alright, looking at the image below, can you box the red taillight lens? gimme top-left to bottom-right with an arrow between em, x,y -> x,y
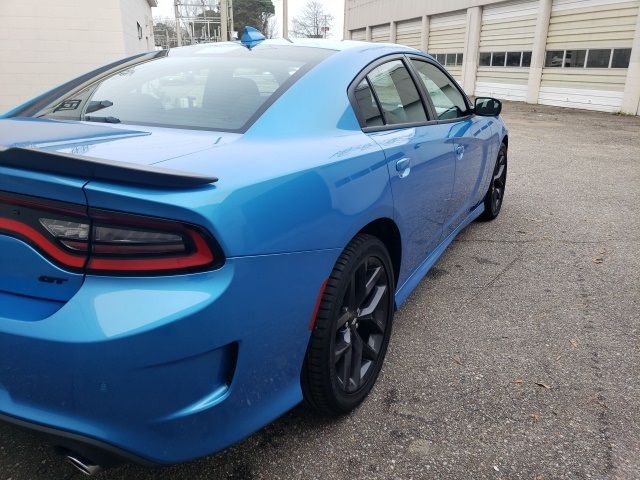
85,209 -> 217,274
0,191 -> 221,275
0,192 -> 89,269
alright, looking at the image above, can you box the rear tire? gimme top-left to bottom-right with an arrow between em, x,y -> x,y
478,142 -> 508,221
302,234 -> 394,416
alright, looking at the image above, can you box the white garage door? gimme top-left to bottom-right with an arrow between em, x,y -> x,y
371,23 -> 391,43
350,28 -> 366,41
428,11 -> 466,82
539,0 -> 639,112
396,18 -> 422,49
475,0 -> 538,101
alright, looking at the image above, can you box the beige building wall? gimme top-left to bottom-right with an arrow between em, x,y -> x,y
345,0 -> 640,114
0,0 -> 156,113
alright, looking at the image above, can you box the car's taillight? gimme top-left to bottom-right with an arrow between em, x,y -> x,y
0,191 -> 221,275
85,209 -> 217,274
0,191 -> 89,269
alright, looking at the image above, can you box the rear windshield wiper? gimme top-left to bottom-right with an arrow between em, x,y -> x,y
84,115 -> 121,124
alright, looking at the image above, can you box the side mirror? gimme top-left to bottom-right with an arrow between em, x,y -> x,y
474,97 -> 502,116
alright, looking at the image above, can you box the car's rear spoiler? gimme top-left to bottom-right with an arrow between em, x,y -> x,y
0,146 -> 217,188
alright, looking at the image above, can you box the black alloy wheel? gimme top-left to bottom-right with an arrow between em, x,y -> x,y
479,142 -> 508,221
333,254 -> 389,393
302,234 -> 394,415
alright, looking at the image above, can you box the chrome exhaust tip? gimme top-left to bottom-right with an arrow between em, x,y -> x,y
65,453 -> 103,476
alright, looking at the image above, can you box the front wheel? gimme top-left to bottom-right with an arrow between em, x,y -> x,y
478,142 -> 508,221
302,234 -> 394,416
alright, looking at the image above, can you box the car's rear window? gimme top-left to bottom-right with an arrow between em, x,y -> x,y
37,45 -> 333,132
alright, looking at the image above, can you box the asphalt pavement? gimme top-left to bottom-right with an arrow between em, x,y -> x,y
1,102 -> 639,479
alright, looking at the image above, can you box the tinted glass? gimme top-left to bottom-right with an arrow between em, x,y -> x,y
612,48 -> 631,68
564,50 -> 586,67
435,53 -> 445,64
411,60 -> 468,120
522,51 -> 532,67
506,51 -> 522,67
39,45 -> 332,132
492,52 -> 506,67
445,53 -> 456,66
545,50 -> 564,67
353,79 -> 384,127
586,49 -> 610,68
479,52 -> 492,66
456,53 -> 464,65
367,60 -> 427,125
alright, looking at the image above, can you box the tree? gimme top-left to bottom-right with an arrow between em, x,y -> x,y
233,0 -> 275,36
153,17 -> 178,48
263,15 -> 278,39
291,1 -> 333,38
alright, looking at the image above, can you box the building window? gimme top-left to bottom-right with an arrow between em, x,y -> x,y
432,53 -> 464,67
586,49 -> 610,68
506,52 -> 521,67
479,51 -> 532,67
612,48 -> 631,68
545,50 -> 564,67
545,48 -> 631,69
564,50 -> 586,68
491,52 -> 506,67
137,22 -> 143,40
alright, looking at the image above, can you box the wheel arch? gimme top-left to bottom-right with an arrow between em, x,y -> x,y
357,218 -> 402,289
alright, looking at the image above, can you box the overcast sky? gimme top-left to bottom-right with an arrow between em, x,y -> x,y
153,0 -> 345,39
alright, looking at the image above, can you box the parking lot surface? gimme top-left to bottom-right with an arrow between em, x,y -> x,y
1,102 -> 639,479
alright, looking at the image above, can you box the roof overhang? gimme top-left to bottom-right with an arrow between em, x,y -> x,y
147,0 -> 158,7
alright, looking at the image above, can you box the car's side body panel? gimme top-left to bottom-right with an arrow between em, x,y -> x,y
370,126 -> 456,287
444,115 -> 499,237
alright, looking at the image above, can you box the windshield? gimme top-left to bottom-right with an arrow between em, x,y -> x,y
38,45 -> 333,132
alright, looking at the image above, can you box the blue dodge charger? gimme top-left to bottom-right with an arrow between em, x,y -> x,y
0,36 -> 507,472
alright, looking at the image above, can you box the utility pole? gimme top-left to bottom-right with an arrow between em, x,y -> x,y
228,0 -> 234,40
220,0 -> 228,41
174,0 -> 182,46
282,0 -> 288,38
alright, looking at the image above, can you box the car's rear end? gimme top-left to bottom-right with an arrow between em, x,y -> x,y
0,42 -> 343,467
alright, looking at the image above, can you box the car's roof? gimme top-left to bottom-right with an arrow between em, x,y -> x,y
170,38 -> 427,56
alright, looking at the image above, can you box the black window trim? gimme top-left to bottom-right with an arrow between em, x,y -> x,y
406,55 -> 474,125
348,53 -> 475,133
347,54 -> 436,133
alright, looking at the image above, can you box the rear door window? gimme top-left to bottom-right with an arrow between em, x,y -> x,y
353,79 -> 384,127
365,60 -> 428,126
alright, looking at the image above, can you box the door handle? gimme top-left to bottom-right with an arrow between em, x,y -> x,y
395,157 -> 411,178
455,145 -> 465,159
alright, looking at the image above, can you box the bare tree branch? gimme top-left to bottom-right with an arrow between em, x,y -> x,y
291,1 -> 334,38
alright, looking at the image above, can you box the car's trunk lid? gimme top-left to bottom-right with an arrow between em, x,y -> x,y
0,117 -> 232,315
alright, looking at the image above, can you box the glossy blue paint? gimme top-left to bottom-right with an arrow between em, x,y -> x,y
0,39 -> 507,464
370,125 -> 455,287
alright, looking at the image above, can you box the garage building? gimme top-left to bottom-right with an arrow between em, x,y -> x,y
0,0 -> 157,113
345,0 -> 640,115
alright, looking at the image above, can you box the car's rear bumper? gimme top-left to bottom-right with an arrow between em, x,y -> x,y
0,248 -> 339,464
0,411 -> 156,467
